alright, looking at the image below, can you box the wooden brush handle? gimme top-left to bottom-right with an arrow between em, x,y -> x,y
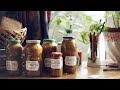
92,32 -> 95,63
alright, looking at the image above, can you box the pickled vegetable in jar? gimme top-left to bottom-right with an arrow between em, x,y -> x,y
24,40 -> 42,77
61,36 -> 77,74
51,52 -> 63,77
42,39 -> 57,73
6,40 -> 23,76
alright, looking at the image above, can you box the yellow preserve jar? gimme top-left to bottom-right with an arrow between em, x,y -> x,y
24,40 -> 42,77
61,36 -> 77,74
6,40 -> 23,76
42,39 -> 57,73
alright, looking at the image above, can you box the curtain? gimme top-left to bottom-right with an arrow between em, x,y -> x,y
4,11 -> 51,45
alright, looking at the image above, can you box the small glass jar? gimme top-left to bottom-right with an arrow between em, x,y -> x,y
42,39 -> 57,73
61,36 -> 78,74
77,51 -> 82,66
6,40 -> 23,76
24,40 -> 42,77
50,52 -> 63,77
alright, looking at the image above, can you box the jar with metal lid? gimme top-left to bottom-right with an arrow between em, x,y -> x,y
24,40 -> 42,77
42,39 -> 57,73
61,36 -> 77,74
6,40 -> 23,76
50,52 -> 63,77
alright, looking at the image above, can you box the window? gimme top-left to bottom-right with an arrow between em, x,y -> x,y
49,11 -> 106,61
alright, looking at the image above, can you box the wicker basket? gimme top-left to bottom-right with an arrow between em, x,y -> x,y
0,27 -> 27,48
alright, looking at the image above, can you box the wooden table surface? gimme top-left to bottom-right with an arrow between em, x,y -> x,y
0,60 -> 120,79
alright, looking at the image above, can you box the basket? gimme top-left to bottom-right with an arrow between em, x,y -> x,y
0,27 -> 27,48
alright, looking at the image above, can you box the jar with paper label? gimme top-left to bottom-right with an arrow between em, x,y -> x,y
50,52 -> 63,77
24,40 -> 42,77
6,40 -> 23,76
42,39 -> 57,73
61,36 -> 77,74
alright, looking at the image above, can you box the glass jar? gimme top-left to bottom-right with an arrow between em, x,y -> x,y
24,40 -> 42,77
0,49 -> 6,72
42,39 -> 57,73
77,51 -> 82,66
6,40 -> 23,76
61,36 -> 77,74
50,52 -> 63,77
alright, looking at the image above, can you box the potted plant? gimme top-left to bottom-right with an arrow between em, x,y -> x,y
78,20 -> 106,44
49,13 -> 107,49
49,14 -> 82,39
104,11 -> 120,63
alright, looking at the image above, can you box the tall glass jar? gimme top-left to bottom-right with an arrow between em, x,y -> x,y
42,39 -> 57,73
24,40 -> 42,77
6,40 -> 23,76
61,36 -> 77,74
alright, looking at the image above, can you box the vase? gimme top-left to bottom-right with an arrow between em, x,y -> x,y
87,34 -> 100,67
104,28 -> 120,63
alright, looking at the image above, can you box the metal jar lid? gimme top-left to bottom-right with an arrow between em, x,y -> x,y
26,40 -> 41,43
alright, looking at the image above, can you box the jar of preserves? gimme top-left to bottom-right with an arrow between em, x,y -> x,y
50,52 -> 63,77
77,51 -> 82,66
6,40 -> 23,76
61,36 -> 77,74
42,39 -> 57,73
24,40 -> 42,77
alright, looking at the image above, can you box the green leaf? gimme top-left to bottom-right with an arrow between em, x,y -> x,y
56,17 -> 62,26
58,30 -> 66,35
49,16 -> 57,25
59,19 -> 67,28
104,11 -> 113,18
73,23 -> 82,27
65,29 -> 73,34
86,16 -> 92,21
72,29 -> 79,32
79,31 -> 89,44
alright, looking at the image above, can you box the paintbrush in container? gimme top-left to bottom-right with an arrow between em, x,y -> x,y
89,32 -> 92,60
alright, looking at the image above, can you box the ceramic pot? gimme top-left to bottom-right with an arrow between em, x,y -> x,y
104,28 -> 120,63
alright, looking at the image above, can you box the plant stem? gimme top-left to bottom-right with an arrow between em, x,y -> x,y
51,26 -> 56,38
70,24 -> 72,29
66,33 -> 69,36
51,16 -> 58,38
112,14 -> 117,28
117,12 -> 119,28
117,17 -> 119,28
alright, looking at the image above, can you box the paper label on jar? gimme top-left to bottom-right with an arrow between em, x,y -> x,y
51,59 -> 63,69
65,56 -> 77,66
26,61 -> 39,71
44,58 -> 51,67
6,61 -> 18,71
